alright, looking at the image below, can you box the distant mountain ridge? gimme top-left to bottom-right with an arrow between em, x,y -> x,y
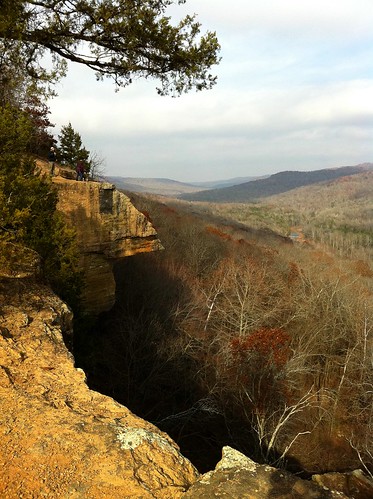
105,177 -> 202,196
190,175 -> 269,189
106,164 -> 373,200
179,163 -> 373,203
105,175 -> 263,196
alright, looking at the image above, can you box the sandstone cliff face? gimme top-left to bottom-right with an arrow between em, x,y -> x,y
0,262 -> 198,498
53,176 -> 163,314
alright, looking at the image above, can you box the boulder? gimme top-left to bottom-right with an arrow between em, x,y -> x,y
184,447 -> 348,498
312,470 -> 373,499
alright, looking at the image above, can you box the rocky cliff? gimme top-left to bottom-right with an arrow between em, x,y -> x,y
53,173 -> 163,314
0,254 -> 198,497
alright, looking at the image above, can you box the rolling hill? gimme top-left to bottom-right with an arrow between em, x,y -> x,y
105,177 -> 205,196
105,175 -> 265,196
179,163 -> 373,203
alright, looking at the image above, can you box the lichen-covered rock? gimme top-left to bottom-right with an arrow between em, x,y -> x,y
0,277 -> 198,498
184,447 -> 348,498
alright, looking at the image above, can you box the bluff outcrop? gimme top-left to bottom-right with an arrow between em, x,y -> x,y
53,173 -> 163,314
0,255 -> 198,497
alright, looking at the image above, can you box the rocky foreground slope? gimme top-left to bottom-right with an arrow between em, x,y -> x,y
2,266 -> 373,497
0,261 -> 198,497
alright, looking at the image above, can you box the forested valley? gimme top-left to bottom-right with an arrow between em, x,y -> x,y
74,185 -> 373,476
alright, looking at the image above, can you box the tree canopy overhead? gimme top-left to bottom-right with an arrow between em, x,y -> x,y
0,0 -> 221,96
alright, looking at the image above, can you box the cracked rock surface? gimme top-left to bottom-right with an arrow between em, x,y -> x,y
0,274 -> 198,498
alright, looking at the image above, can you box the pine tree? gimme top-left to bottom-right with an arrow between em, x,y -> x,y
0,106 -> 83,310
1,0 -> 220,96
24,94 -> 55,157
58,122 -> 90,170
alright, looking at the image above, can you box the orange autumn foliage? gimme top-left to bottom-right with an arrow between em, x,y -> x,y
230,327 -> 291,369
205,225 -> 232,241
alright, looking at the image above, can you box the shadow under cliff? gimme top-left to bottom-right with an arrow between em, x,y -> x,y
71,248 -> 367,478
72,252 -> 260,472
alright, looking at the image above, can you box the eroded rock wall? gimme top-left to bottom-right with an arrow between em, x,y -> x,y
54,177 -> 163,314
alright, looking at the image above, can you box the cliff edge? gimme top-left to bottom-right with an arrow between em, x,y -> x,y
52,172 -> 163,314
0,253 -> 198,498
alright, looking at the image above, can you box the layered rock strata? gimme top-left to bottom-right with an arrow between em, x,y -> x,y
53,176 -> 163,314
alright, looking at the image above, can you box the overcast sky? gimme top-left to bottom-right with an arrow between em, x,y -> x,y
48,0 -> 373,183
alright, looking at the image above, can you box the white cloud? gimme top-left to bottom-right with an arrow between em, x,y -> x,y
293,80 -> 373,126
48,0 -> 373,182
193,0 -> 373,38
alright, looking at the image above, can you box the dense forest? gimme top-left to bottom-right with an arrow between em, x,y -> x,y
75,188 -> 373,476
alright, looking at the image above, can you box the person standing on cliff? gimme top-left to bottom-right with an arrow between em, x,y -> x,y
48,147 -> 57,176
76,160 -> 85,181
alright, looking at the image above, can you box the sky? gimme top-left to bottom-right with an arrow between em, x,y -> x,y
48,0 -> 373,183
